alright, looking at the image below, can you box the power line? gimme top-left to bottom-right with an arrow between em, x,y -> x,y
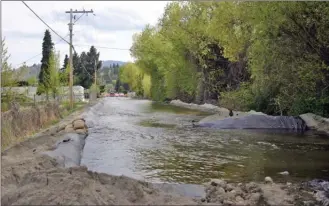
21,1 -> 70,45
16,9 -> 87,67
73,13 -> 85,24
15,34 -> 70,67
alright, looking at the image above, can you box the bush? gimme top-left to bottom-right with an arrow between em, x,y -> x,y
220,83 -> 254,111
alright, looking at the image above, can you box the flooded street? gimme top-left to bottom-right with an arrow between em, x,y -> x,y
81,98 -> 329,185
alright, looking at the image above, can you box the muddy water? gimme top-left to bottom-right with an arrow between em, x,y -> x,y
81,98 -> 329,186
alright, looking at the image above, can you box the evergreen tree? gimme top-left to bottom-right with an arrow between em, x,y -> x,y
115,78 -> 121,92
37,29 -> 54,95
61,54 -> 69,72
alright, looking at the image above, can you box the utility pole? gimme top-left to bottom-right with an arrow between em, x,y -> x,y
65,9 -> 93,109
94,59 -> 97,85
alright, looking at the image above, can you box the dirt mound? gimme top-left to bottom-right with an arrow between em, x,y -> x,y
2,154 -> 197,205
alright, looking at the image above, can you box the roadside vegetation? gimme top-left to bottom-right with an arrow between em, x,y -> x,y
119,1 -> 329,117
1,31 -> 89,150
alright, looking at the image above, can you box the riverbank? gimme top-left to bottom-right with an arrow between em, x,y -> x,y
2,98 -> 328,205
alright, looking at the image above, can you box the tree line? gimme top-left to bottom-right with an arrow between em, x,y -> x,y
1,29 -> 103,102
120,1 -> 329,117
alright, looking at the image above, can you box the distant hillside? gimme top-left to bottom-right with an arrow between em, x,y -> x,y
18,63 -> 41,81
17,60 -> 126,81
101,60 -> 126,68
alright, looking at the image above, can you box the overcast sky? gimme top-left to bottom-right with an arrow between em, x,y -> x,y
2,1 -> 169,68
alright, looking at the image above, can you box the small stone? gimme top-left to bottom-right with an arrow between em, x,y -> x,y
249,193 -> 261,204
236,196 -> 244,202
201,198 -> 206,202
278,171 -> 289,175
73,120 -> 85,130
286,182 -> 292,186
226,191 -> 235,200
234,188 -> 244,196
264,176 -> 273,184
226,184 -> 234,191
223,200 -> 234,205
75,129 -> 87,134
216,187 -> 226,195
246,182 -> 261,193
210,179 -> 227,188
237,183 -> 243,187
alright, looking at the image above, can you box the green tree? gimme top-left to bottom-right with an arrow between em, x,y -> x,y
128,2 -> 329,116
115,78 -> 121,92
61,54 -> 69,72
48,51 -> 60,98
37,29 -> 54,96
73,46 -> 102,89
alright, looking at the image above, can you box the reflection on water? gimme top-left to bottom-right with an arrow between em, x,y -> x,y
81,98 -> 329,185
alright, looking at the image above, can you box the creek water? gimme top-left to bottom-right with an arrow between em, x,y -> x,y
81,98 -> 329,187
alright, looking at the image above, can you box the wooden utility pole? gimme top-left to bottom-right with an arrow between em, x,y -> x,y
65,9 -> 93,109
94,59 -> 97,85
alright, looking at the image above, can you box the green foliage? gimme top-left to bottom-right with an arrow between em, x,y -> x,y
115,78 -> 121,92
119,63 -> 144,96
99,85 -> 105,93
37,29 -> 54,95
73,46 -> 102,89
1,38 -> 29,106
220,83 -> 254,111
129,1 -> 329,116
1,38 -> 18,89
61,54 -> 69,72
90,83 -> 100,93
27,76 -> 38,86
59,63 -> 70,86
48,51 -> 60,98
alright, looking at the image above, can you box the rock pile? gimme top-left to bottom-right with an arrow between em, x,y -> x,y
202,178 -> 295,205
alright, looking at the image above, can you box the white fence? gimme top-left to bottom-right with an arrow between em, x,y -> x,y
1,86 -> 86,102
